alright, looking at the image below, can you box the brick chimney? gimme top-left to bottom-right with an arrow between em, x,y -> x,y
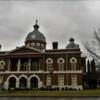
52,42 -> 58,49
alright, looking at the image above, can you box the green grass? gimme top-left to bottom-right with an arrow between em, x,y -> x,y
0,89 -> 100,97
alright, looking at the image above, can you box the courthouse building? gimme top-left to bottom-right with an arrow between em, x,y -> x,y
0,20 -> 86,90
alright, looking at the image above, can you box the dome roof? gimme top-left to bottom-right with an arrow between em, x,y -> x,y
25,20 -> 46,44
66,37 -> 79,49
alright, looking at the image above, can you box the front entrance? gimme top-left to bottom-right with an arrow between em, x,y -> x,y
19,77 -> 27,89
9,77 -> 16,89
30,77 -> 38,88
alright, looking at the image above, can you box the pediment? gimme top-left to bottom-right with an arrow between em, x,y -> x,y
7,46 -> 42,54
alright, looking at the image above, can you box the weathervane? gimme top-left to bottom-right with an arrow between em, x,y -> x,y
36,19 -> 38,25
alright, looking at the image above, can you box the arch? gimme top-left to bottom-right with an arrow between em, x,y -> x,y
29,74 -> 41,88
7,74 -> 18,82
70,57 -> 77,63
46,58 -> 53,64
30,77 -> 38,88
57,57 -> 65,63
29,74 -> 40,82
19,77 -> 27,89
18,74 -> 28,81
9,77 -> 16,89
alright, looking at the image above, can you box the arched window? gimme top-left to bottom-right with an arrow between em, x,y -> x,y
46,58 -> 53,71
57,58 -> 65,71
70,57 -> 77,71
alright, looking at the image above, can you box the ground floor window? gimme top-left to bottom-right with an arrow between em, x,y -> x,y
30,77 -> 38,88
71,75 -> 77,86
58,75 -> 64,86
19,77 -> 27,89
46,75 -> 51,86
9,77 -> 16,88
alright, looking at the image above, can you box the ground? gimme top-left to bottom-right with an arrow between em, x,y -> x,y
0,89 -> 100,97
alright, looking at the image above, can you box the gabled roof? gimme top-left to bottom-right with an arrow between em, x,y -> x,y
7,45 -> 43,54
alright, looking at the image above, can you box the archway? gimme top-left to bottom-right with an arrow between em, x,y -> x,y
9,77 -> 16,89
30,77 -> 38,88
19,77 -> 27,89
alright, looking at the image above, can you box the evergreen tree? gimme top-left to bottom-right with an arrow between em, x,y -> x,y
87,60 -> 91,88
90,59 -> 97,88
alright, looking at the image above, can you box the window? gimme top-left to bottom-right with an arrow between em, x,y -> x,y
71,75 -> 77,86
31,60 -> 39,71
0,60 -> 5,70
46,58 -> 53,71
70,57 -> 77,71
21,62 -> 29,71
57,58 -> 65,71
58,75 -> 64,86
46,75 -> 51,86
71,63 -> 76,70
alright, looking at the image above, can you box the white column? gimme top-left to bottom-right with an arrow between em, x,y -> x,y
16,80 -> 19,88
4,81 -> 8,90
28,81 -> 30,89
39,59 -> 40,71
38,81 -> 42,88
17,59 -> 21,71
28,58 -> 31,71
8,60 -> 10,71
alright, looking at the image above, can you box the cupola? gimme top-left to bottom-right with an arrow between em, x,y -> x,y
25,20 -> 46,50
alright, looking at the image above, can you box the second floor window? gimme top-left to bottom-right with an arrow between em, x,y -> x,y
46,58 -> 53,71
57,58 -> 65,71
70,57 -> 77,71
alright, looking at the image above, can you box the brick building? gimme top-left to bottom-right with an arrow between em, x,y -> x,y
0,20 -> 85,90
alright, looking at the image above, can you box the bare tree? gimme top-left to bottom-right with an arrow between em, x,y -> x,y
83,28 -> 100,61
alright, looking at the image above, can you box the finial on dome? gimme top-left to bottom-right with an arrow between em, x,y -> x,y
69,37 -> 75,43
36,19 -> 38,25
33,19 -> 39,30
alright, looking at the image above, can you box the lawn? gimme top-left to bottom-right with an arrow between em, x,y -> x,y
0,89 -> 100,97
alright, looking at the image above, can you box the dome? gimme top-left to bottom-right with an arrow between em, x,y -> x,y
25,20 -> 46,44
66,37 -> 79,49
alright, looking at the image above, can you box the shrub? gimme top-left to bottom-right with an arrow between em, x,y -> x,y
78,88 -> 81,91
73,88 -> 77,91
52,88 -> 56,91
2,88 -> 5,91
65,87 -> 68,91
56,87 -> 60,91
69,88 -> 73,91
62,87 -> 65,91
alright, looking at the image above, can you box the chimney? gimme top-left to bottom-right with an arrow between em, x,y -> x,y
52,42 -> 58,49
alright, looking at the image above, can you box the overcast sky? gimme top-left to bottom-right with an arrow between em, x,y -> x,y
0,0 -> 100,52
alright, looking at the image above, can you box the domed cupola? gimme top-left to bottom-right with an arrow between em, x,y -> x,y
66,37 -> 79,49
25,20 -> 46,50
